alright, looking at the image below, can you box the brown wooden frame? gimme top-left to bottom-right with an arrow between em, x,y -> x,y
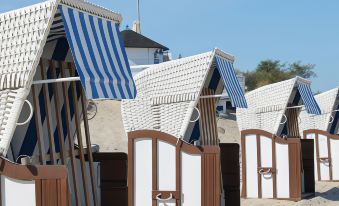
27,59 -> 99,206
128,130 -> 221,206
0,157 -> 68,206
303,129 -> 339,182
241,129 -> 310,201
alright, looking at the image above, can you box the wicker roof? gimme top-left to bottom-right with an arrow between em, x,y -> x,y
121,48 -> 234,138
299,87 -> 339,133
0,0 -> 122,156
236,77 -> 314,135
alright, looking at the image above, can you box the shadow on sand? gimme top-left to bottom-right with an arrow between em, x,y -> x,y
305,187 -> 339,201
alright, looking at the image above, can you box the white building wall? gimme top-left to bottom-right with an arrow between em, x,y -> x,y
125,48 -> 158,66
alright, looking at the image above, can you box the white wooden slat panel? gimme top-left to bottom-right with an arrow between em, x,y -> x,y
245,135 -> 258,198
157,140 -> 176,206
135,139 -> 153,206
330,139 -> 339,180
260,136 -> 273,198
1,176 -> 36,206
181,151 -> 201,206
318,134 -> 330,180
275,143 -> 289,198
306,133 -> 317,181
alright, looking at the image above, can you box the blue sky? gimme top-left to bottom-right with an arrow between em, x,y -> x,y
2,0 -> 339,92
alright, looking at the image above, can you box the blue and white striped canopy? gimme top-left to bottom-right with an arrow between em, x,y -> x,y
215,56 -> 248,108
298,84 -> 321,115
59,5 -> 136,99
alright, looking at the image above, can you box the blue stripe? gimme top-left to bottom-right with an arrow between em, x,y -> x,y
59,6 -> 136,100
114,23 -> 137,97
215,56 -> 247,108
65,7 -> 100,98
330,104 -> 339,134
78,12 -> 109,98
97,18 -> 125,98
88,15 -> 118,98
106,21 -> 132,98
298,84 -> 321,115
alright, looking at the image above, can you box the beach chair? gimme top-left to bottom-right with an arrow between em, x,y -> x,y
0,0 -> 136,205
237,77 -> 321,201
299,87 -> 339,181
122,49 -> 247,206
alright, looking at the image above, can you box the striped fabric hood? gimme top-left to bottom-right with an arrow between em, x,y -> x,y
299,87 -> 339,135
0,0 -> 135,156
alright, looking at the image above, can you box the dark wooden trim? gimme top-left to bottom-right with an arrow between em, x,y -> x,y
50,60 -> 66,165
128,136 -> 134,206
31,84 -> 46,165
70,66 -> 90,206
304,129 -> 339,140
272,137 -> 277,198
152,138 -> 157,206
0,157 -> 67,180
80,89 -> 98,206
128,130 -> 203,155
327,135 -> 333,180
240,133 -> 247,198
256,135 -> 262,198
61,62 -> 81,206
40,60 -> 57,165
315,133 -> 321,181
288,140 -> 301,200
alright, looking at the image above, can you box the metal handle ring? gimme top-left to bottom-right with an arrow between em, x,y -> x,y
190,107 -> 200,123
329,115 -> 334,124
16,100 -> 34,126
156,193 -> 173,201
280,114 -> 287,125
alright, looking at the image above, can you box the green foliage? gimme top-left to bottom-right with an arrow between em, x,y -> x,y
243,60 -> 316,91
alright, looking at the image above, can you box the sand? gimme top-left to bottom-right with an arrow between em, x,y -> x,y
87,100 -> 339,206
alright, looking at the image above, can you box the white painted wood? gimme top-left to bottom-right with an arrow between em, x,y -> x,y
260,136 -> 273,198
275,143 -> 290,198
157,141 -> 176,206
134,138 -> 153,206
1,176 -> 36,206
181,151 -> 201,206
330,139 -> 339,180
306,133 -> 317,181
245,135 -> 258,198
318,134 -> 330,180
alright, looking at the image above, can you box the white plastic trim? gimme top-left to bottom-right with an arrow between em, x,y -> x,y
16,100 -> 34,126
189,107 -> 200,123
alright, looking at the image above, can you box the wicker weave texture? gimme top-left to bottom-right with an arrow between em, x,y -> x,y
236,77 -> 311,135
0,0 -> 58,90
299,87 -> 339,133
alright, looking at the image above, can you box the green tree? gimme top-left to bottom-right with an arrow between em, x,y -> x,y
242,60 -> 316,91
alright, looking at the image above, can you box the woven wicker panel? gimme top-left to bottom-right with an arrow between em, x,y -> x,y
0,88 -> 30,155
122,49 -> 234,138
0,0 -> 58,90
299,88 -> 339,133
237,77 -> 312,135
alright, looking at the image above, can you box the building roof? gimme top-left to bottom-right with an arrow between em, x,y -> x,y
121,48 -> 238,139
299,87 -> 339,133
120,30 -> 169,51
